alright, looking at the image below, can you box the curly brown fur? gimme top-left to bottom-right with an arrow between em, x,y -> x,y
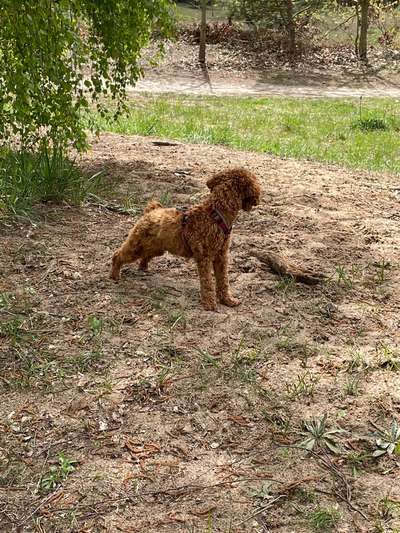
110,168 -> 261,311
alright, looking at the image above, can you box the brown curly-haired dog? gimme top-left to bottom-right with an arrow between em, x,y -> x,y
110,168 -> 261,311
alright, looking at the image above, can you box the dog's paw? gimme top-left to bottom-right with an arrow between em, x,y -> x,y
220,296 -> 240,307
109,271 -> 120,281
202,301 -> 218,312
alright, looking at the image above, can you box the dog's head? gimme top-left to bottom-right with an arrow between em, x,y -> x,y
206,168 -> 261,211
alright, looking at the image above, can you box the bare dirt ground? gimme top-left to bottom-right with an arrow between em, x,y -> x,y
1,134 -> 400,532
136,40 -> 400,97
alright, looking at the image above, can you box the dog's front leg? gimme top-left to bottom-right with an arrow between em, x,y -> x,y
196,258 -> 218,311
213,248 -> 240,307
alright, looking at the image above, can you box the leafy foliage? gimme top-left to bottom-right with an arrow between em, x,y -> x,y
0,0 -> 174,151
39,452 -> 77,493
299,415 -> 344,453
372,420 -> 400,458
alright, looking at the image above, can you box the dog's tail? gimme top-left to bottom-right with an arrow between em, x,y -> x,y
144,200 -> 163,214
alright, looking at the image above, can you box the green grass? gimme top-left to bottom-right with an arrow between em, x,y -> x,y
308,506 -> 341,530
93,95 -> 400,175
0,146 -> 102,217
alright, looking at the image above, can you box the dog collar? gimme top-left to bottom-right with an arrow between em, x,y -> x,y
208,207 -> 231,236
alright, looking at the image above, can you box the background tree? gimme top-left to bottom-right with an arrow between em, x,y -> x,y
355,0 -> 369,61
0,0 -> 174,153
199,0 -> 208,63
224,0 -> 325,58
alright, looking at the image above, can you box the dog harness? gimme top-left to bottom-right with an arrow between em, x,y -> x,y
207,206 -> 231,236
177,206 -> 231,237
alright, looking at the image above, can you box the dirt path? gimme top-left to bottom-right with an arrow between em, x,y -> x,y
132,71 -> 400,98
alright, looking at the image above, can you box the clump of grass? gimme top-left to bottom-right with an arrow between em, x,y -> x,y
377,343 -> 400,371
345,376 -> 361,396
168,309 -> 187,330
353,117 -> 388,131
334,265 -> 353,288
346,451 -> 370,477
378,496 -> 400,520
347,348 -> 368,372
228,338 -> 261,383
286,371 -> 318,399
276,275 -> 295,294
308,506 -> 341,531
373,259 -> 391,284
0,146 -> 101,217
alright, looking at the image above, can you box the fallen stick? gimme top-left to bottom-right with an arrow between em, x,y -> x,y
251,250 -> 326,286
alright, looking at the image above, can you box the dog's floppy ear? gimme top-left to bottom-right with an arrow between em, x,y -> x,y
206,171 -> 228,191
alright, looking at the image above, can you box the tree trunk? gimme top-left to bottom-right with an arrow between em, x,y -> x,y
354,2 -> 360,57
199,0 -> 207,65
284,0 -> 296,60
359,0 -> 369,61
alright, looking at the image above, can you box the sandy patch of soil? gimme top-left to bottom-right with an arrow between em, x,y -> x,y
1,134 -> 400,532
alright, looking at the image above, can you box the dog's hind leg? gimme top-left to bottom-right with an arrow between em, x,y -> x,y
195,257 -> 218,311
213,248 -> 240,307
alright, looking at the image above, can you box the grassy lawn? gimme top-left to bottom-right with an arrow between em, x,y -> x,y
93,94 -> 400,175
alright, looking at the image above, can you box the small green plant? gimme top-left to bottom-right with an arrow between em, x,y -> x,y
378,496 -> 400,520
299,415 -> 344,454
229,338 -> 259,383
346,451 -> 370,477
347,349 -> 367,371
168,309 -> 186,330
372,419 -> 400,458
276,333 -> 297,352
377,343 -> 400,371
276,275 -> 294,294
160,191 -> 172,206
249,482 -> 273,501
0,148 -> 101,216
39,452 -> 76,493
88,316 -> 103,336
71,349 -> 103,373
345,376 -> 360,396
198,349 -> 221,369
0,317 -> 28,346
373,259 -> 391,283
286,371 -> 317,400
0,292 -> 14,310
334,265 -> 353,288
262,411 -> 292,435
295,488 -> 317,504
122,193 -> 139,215
308,506 -> 341,531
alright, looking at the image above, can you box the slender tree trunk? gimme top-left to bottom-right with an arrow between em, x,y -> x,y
354,2 -> 360,57
199,0 -> 207,65
284,0 -> 296,60
359,0 -> 369,61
